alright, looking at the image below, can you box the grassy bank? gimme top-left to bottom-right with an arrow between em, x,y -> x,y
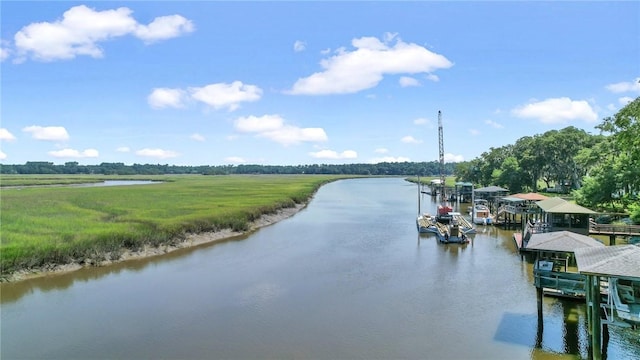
0,174 -> 345,277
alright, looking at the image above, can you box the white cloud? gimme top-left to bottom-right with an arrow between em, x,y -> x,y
0,150 -> 6,160
444,153 -> 465,162
235,114 -> 284,133
606,77 -> 640,93
469,129 -> 480,136
225,156 -> 246,164
426,74 -> 440,82
134,14 -> 194,44
13,5 -> 193,62
23,125 -> 69,141
0,128 -> 16,141
374,148 -> 388,154
294,40 -> 306,52
401,135 -> 421,144
234,114 -> 328,146
260,126 -> 328,146
190,133 -> 205,142
116,146 -> 130,152
288,33 -> 453,95
485,119 -> 503,129
148,88 -> 187,109
511,97 -> 598,124
0,42 -> 10,62
309,149 -> 357,159
136,148 -> 178,159
369,156 -> 410,163
399,76 -> 420,87
618,96 -> 634,105
49,148 -> 99,158
189,81 -> 262,111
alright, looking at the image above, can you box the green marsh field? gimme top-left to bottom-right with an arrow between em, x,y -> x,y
0,174 -> 345,277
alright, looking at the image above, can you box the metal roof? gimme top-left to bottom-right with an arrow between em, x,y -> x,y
474,186 -> 509,193
512,192 -> 549,201
502,196 -> 525,203
574,245 -> 640,279
525,230 -> 605,252
536,197 -> 596,214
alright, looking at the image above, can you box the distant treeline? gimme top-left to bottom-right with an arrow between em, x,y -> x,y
0,161 -> 456,176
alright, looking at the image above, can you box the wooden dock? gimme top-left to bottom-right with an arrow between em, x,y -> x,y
589,221 -> 640,237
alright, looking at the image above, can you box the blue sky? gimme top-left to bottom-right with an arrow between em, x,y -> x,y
1,1 -> 639,166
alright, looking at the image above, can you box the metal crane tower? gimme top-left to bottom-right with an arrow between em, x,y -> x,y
438,110 -> 445,201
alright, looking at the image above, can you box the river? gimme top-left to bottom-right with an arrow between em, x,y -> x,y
1,178 -> 638,359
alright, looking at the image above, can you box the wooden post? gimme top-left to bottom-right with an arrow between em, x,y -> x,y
609,235 -> 616,246
588,275 -> 602,360
537,286 -> 544,331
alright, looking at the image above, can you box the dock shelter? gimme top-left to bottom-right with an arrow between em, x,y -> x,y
473,186 -> 509,213
525,231 -> 605,298
574,245 -> 640,359
535,197 -> 596,236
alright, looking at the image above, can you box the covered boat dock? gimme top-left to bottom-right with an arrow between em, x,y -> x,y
574,245 -> 640,359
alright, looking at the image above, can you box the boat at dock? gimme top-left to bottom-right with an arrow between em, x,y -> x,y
471,199 -> 494,225
416,213 -> 438,234
433,211 -> 476,243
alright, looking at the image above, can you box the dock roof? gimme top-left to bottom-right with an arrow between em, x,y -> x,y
474,186 -> 509,193
575,245 -> 640,279
536,197 -> 596,214
525,230 -> 604,252
512,193 -> 549,201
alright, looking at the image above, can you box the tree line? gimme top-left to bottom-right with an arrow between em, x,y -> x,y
0,160 -> 456,177
454,97 -> 639,221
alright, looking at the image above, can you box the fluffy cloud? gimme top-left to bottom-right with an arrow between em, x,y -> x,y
606,77 -> 640,93
189,81 -> 262,111
235,115 -> 283,133
374,148 -> 389,154
288,33 -> 453,95
134,14 -> 194,44
294,40 -> 306,52
511,97 -> 598,124
136,148 -> 178,159
0,44 -> 10,62
401,135 -> 421,144
23,125 -> 69,141
49,148 -> 99,158
618,96 -> 634,105
234,114 -> 328,146
0,150 -> 6,160
309,149 -> 357,159
399,76 -> 420,87
12,5 -> 193,62
116,146 -> 130,152
369,156 -> 410,163
148,88 -> 187,109
0,128 -> 16,141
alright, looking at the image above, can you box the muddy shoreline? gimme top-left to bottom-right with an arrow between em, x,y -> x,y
3,203 -> 307,283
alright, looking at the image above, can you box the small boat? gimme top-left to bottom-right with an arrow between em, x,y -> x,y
609,278 -> 640,325
417,213 -> 438,234
434,212 -> 476,243
472,199 -> 494,225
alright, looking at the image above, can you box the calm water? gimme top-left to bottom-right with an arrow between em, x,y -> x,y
1,178 -> 638,359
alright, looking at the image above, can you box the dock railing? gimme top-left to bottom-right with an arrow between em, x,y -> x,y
589,220 -> 640,236
533,268 -> 586,298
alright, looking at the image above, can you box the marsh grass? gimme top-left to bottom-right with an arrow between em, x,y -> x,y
0,175 -> 344,275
